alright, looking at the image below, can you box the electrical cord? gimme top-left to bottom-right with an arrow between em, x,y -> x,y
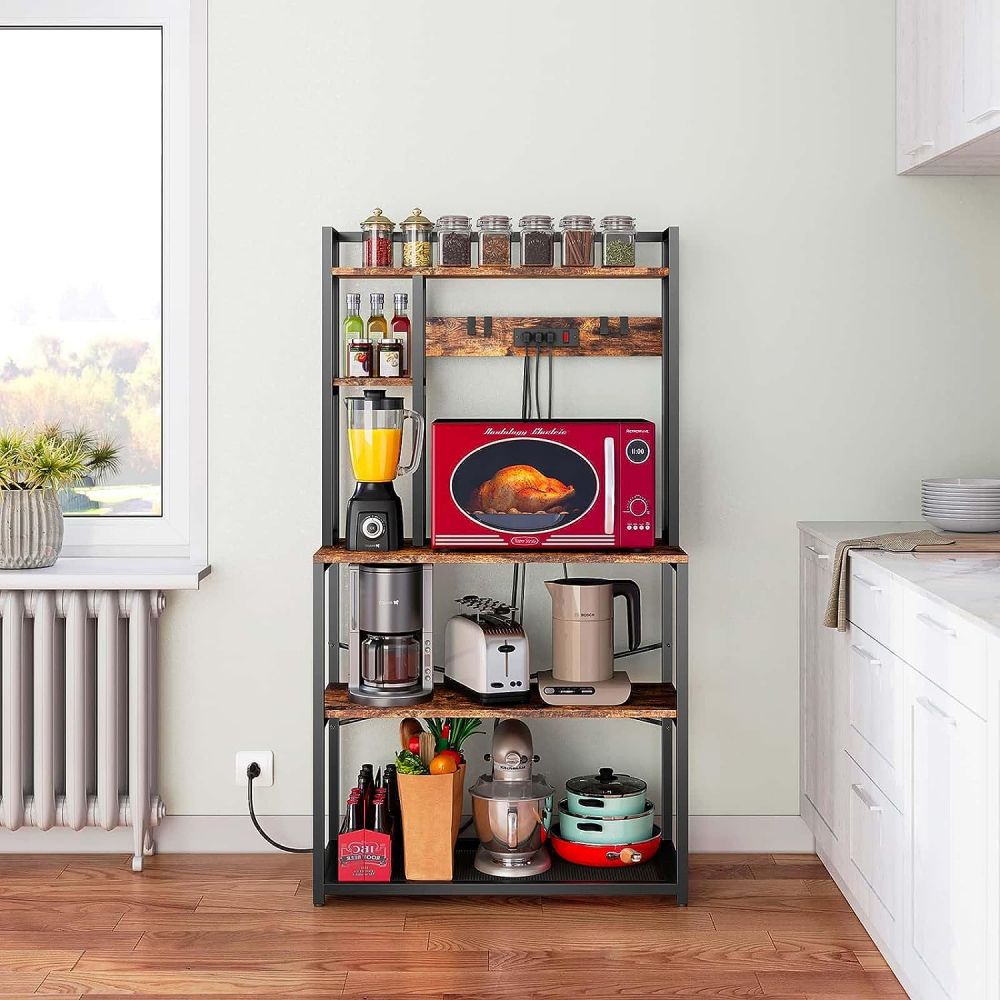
246,763 -> 310,854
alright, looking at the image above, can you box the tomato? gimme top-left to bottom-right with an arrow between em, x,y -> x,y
429,753 -> 458,775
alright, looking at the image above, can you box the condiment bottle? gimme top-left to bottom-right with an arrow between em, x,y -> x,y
361,208 -> 394,268
391,292 -> 410,374
559,216 -> 595,267
401,208 -> 433,268
343,293 -> 364,371
519,215 -> 555,267
376,339 -> 402,377
600,215 -> 637,267
367,293 -> 388,349
435,215 -> 472,267
477,215 -> 512,267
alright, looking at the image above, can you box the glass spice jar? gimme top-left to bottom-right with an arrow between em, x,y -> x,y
600,215 -> 637,267
559,215 -> 595,267
519,215 -> 554,267
477,215 -> 512,267
401,208 -> 433,268
435,215 -> 472,267
361,208 -> 394,268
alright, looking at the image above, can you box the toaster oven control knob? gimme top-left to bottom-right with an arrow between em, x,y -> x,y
627,496 -> 649,518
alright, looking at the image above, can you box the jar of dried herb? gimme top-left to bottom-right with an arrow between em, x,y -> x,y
401,208 -> 433,268
476,215 -> 512,267
435,215 -> 472,267
361,208 -> 394,268
559,216 -> 595,267
600,216 -> 637,267
519,215 -> 554,267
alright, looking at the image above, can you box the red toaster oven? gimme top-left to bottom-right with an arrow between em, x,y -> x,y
431,420 -> 656,550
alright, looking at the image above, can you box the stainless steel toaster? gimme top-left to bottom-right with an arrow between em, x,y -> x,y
444,613 -> 530,704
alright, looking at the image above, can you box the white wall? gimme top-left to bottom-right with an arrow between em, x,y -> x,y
161,0 -> 1000,834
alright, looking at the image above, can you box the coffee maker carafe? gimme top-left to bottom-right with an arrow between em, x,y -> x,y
538,577 -> 641,706
346,390 -> 424,551
348,564 -> 433,707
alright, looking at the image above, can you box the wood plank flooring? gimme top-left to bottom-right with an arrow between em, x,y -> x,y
0,852 -> 904,998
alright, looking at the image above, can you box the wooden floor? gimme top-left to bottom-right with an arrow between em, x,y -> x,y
0,852 -> 904,998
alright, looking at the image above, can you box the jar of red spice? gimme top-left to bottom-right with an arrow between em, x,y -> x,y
361,208 -> 394,268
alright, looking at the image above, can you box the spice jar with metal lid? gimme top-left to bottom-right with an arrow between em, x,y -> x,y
376,339 -> 403,378
361,208 -> 394,268
435,215 -> 472,267
519,215 -> 554,267
401,208 -> 432,268
559,215 -> 595,267
600,216 -> 637,267
477,215 -> 512,267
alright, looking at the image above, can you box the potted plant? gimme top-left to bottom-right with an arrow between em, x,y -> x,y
0,426 -> 120,569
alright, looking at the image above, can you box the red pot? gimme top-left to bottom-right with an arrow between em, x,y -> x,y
549,823 -> 662,868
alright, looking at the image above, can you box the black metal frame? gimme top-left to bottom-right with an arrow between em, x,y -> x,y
313,228 -> 685,903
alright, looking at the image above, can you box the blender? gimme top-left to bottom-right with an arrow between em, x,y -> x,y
347,564 -> 434,707
346,390 -> 424,551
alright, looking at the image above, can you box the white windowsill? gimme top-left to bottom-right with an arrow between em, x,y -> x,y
0,558 -> 211,590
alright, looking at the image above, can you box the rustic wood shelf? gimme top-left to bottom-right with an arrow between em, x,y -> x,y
325,681 -> 677,720
426,316 -> 661,357
333,376 -> 413,388
314,542 -> 688,565
331,266 -> 668,280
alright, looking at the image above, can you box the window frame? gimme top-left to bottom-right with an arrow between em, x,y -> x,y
1,1 -> 207,563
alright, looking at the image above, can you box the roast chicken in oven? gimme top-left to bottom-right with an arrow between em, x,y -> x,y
470,464 -> 575,514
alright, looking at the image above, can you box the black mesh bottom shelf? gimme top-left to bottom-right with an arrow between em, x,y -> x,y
322,838 -> 679,897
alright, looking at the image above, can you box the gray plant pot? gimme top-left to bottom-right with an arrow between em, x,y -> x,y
0,488 -> 64,569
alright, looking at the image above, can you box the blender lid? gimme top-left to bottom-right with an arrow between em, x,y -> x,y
470,774 -> 555,801
346,389 -> 404,411
566,767 -> 647,798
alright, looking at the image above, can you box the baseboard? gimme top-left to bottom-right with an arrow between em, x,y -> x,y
0,814 -> 814,855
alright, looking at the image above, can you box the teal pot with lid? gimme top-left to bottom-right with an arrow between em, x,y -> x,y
556,798 -> 655,845
565,767 -> 647,817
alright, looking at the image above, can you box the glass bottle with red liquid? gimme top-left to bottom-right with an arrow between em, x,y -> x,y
361,208 -> 394,268
391,292 -> 410,376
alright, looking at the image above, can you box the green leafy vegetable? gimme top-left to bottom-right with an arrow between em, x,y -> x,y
394,750 -> 429,775
424,717 -> 484,753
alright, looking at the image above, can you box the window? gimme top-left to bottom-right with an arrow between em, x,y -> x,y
0,2 -> 206,561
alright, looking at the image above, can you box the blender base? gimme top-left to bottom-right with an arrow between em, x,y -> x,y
346,482 -> 404,551
474,845 -> 552,878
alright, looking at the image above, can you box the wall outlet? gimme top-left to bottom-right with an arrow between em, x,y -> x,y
236,750 -> 273,787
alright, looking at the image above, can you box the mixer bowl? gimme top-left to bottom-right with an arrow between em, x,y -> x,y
472,794 -> 552,854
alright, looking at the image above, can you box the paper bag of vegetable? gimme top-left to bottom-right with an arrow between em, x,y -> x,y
396,760 -> 466,881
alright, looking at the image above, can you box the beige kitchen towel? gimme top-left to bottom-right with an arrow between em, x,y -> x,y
823,531 -> 953,631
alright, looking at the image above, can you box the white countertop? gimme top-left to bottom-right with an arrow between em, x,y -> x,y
0,558 -> 211,590
799,521 -> 1000,640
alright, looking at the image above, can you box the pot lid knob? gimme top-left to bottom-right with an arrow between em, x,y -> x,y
599,767 -> 615,783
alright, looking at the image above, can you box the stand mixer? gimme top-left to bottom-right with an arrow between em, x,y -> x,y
346,389 -> 424,551
470,720 -> 554,877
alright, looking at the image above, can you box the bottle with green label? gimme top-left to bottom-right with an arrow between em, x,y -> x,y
343,293 -> 364,371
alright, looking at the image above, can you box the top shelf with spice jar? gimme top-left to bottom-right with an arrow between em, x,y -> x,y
330,265 -> 668,279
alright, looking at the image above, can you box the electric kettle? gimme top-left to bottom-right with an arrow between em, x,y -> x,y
539,577 -> 641,706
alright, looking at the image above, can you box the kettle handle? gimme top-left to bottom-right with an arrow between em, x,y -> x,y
612,580 -> 642,651
395,410 -> 425,478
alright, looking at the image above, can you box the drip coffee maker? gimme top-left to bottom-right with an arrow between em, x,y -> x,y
346,390 -> 424,551
347,564 -> 433,707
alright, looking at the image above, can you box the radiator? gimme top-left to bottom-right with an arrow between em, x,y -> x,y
0,589 -> 166,871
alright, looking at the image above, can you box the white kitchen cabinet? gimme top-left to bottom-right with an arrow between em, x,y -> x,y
800,535 -> 842,854
897,0 -> 1000,174
904,667 -> 988,999
799,524 -> 1000,1000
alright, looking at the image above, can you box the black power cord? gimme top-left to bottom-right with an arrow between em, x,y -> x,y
246,763 -> 310,854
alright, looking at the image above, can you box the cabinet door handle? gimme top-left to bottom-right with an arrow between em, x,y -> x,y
917,695 -> 957,727
851,784 -> 883,813
850,644 -> 881,668
852,575 -> 882,593
968,106 -> 1000,124
805,545 -> 830,561
915,612 -> 956,637
904,141 -> 934,156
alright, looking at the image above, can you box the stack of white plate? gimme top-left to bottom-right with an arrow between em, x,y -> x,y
922,478 -> 1000,533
